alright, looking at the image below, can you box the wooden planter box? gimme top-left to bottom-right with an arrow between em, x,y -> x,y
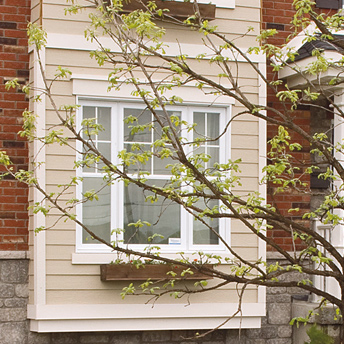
120,0 -> 216,21
100,263 -> 213,281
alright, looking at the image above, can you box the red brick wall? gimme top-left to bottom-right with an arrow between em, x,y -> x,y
0,0 -> 30,251
262,0 -> 336,251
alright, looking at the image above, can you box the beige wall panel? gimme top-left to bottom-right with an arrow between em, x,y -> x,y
46,244 -> 74,260
46,170 -> 76,185
31,4 -> 41,24
236,163 -> 259,178
46,154 -> 75,171
46,260 -> 99,275
231,111 -> 260,122
232,177 -> 259,192
43,3 -> 90,22
232,134 -> 258,149
45,49 -> 99,69
231,247 -> 258,261
49,80 -> 74,96
46,140 -> 76,156
231,120 -> 259,136
231,148 -> 258,164
231,233 -> 258,247
45,95 -> 75,111
216,6 -> 260,22
235,93 -> 259,105
46,288 -> 257,305
231,220 -> 258,234
46,230 -> 75,246
46,215 -> 76,230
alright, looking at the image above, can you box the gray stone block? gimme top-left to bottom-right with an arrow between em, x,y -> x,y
267,287 -> 287,295
4,298 -> 27,308
246,339 -> 265,344
268,303 -> 291,325
0,308 -> 27,322
0,322 -> 28,344
0,260 -> 28,283
51,333 -> 79,344
28,332 -> 52,344
171,330 -> 202,341
0,283 -> 15,298
111,333 -> 141,344
80,334 -> 110,343
267,339 -> 292,344
15,283 -> 29,298
266,294 -> 291,304
278,326 -> 292,338
225,330 -> 246,344
142,331 -> 171,342
247,326 -> 279,340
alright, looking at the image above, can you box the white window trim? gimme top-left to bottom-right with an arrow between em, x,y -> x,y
75,100 -> 232,255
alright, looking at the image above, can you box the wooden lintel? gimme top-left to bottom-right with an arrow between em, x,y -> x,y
121,0 -> 216,21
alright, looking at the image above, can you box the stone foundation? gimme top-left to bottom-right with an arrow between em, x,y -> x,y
1,252 -> 341,344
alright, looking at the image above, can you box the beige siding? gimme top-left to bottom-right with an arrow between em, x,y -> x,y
29,0 -> 264,310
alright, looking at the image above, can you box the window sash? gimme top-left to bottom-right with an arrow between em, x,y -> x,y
316,0 -> 341,9
76,101 -> 230,253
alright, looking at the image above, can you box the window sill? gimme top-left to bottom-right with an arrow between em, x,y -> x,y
100,263 -> 214,281
121,0 -> 216,20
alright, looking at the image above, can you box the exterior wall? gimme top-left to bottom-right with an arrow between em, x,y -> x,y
0,0 -> 30,251
1,255 -> 310,344
262,0 -> 339,253
26,0 -> 265,323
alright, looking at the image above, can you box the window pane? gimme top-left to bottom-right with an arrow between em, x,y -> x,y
82,177 -> 111,244
124,108 -> 151,143
98,107 -> 111,141
83,106 -> 95,119
208,146 -> 220,168
97,142 -> 111,170
124,143 -> 152,174
153,146 -> 175,175
82,106 -> 96,141
124,180 -> 180,245
207,112 -> 220,144
194,112 -> 205,140
193,199 -> 219,245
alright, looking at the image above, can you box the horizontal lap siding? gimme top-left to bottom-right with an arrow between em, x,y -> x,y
34,0 -> 263,307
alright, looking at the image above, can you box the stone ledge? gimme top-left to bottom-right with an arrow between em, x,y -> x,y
0,251 -> 29,260
292,301 -> 342,325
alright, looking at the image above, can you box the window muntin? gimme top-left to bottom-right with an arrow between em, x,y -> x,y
77,101 -> 229,252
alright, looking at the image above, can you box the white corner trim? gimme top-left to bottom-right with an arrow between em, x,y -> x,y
33,48 -> 47,306
28,302 -> 264,332
257,61 -> 267,305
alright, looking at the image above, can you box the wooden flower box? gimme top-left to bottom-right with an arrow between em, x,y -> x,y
120,0 -> 216,21
100,263 -> 214,281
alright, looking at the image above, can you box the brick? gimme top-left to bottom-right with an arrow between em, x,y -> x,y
0,37 -> 16,45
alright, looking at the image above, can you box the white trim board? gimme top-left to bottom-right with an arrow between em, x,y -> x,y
28,302 -> 265,332
46,33 -> 265,64
72,77 -> 236,105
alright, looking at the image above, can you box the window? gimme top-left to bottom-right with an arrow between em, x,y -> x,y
315,0 -> 341,9
76,101 -> 230,253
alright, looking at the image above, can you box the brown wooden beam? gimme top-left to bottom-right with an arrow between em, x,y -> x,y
121,0 -> 216,21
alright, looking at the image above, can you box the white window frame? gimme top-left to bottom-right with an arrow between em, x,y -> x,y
76,99 -> 231,254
